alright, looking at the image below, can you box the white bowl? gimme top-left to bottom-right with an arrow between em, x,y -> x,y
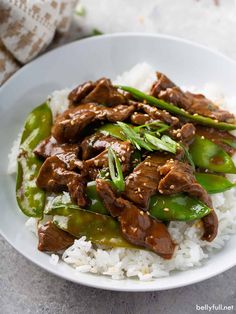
1,33 -> 236,291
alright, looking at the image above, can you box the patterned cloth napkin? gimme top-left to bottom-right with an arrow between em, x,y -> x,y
0,0 -> 76,85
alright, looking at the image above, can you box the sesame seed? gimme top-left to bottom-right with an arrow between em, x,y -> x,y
137,187 -> 141,192
121,156 -> 125,161
201,136 -> 205,139
159,189 -> 163,194
163,207 -> 170,212
139,194 -> 144,199
170,185 -> 175,189
140,210 -> 144,215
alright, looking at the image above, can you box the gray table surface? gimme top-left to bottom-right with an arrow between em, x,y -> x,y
1,236 -> 235,314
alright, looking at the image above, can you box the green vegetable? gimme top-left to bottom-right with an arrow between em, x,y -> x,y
53,209 -> 133,248
221,138 -> 236,149
108,147 -> 125,192
195,173 -> 236,194
149,194 -> 211,221
86,181 -> 108,214
131,150 -> 142,168
145,133 -> 178,154
47,183 -> 211,222
86,182 -> 212,221
16,103 -> 52,218
117,121 -> 154,151
117,121 -> 178,153
180,143 -> 195,170
133,121 -> 170,135
118,86 -> 236,131
189,135 -> 236,173
98,123 -> 126,140
44,194 -> 80,216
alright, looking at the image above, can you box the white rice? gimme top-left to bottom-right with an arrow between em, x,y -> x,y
48,88 -> 71,120
10,62 -> 236,280
114,62 -> 157,93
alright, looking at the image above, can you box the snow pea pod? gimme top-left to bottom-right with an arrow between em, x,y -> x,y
16,103 -> 52,218
118,86 -> 236,131
86,183 -> 212,221
53,209 -> 133,248
47,182 -> 211,222
98,123 -> 126,140
149,194 -> 211,221
189,135 -> 236,174
195,173 -> 236,194
86,181 -> 108,214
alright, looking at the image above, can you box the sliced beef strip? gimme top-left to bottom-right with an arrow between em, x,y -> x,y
158,160 -> 212,205
83,150 -> 108,180
169,123 -> 196,145
84,138 -> 134,180
36,156 -> 87,207
151,72 -> 175,95
125,154 -> 169,209
201,211 -> 219,242
196,126 -> 236,155
80,78 -> 127,106
38,221 -> 75,252
52,103 -> 136,143
52,110 -> 96,143
137,103 -> 179,126
69,78 -> 127,106
81,133 -> 134,160
151,72 -> 235,122
96,179 -> 176,259
131,112 -> 151,125
80,133 -> 101,160
158,160 -> 218,242
68,81 -> 95,104
34,136 -> 81,170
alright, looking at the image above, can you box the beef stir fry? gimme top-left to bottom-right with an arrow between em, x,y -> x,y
16,74 -> 236,259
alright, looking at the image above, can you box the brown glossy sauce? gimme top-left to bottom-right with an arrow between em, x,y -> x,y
210,156 -> 225,165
